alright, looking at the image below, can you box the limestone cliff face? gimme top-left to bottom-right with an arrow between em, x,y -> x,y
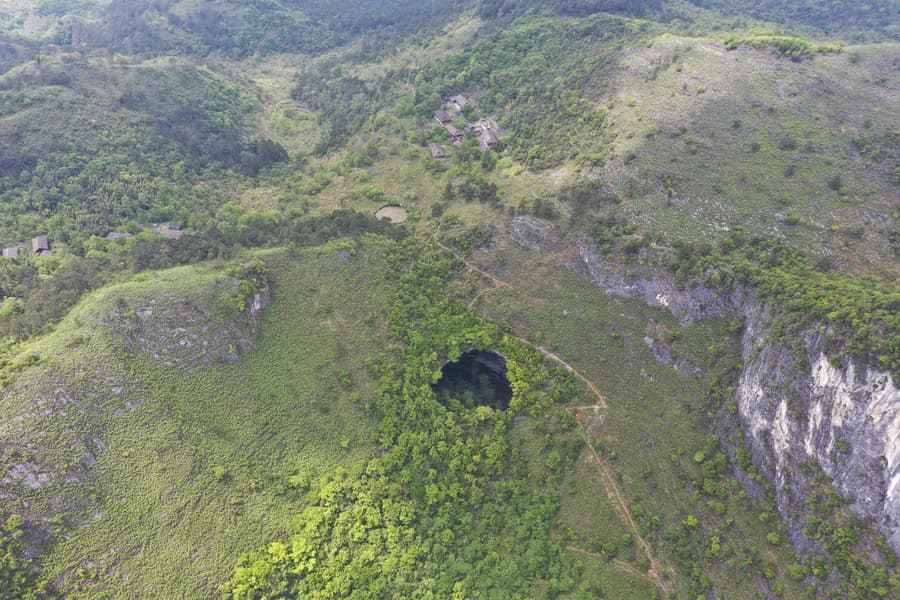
737,303 -> 900,551
110,281 -> 271,369
560,229 -> 900,552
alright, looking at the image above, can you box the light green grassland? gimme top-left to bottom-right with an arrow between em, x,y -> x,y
267,40 -> 897,281
4,233 -> 676,598
10,240 -> 396,598
0,8 -> 895,597
278,26 -> 898,278
464,397 -> 662,598
564,548 -> 660,599
508,407 -> 659,597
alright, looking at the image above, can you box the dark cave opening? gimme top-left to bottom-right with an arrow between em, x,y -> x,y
432,350 -> 512,410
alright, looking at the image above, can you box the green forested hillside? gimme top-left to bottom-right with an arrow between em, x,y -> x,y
0,52 -> 293,249
690,0 -> 900,41
0,0 -> 475,57
0,1 -> 897,598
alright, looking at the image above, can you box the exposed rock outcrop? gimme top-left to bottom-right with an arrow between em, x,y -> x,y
106,284 -> 270,369
580,239 -> 899,551
575,241 -> 752,322
643,320 -> 701,376
510,216 -> 562,253
737,305 -> 899,551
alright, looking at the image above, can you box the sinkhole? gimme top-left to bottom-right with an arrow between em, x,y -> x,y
432,350 -> 512,410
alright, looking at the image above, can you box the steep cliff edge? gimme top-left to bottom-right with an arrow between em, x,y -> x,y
737,304 -> 899,552
512,217 -> 899,554
579,237 -> 898,552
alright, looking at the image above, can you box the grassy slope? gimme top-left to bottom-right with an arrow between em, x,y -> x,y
0,232 -> 682,598
270,15 -> 897,278
602,36 -> 898,278
511,420 -> 661,599
3,11 -> 894,278
2,240 -> 396,597
0,5 -> 895,599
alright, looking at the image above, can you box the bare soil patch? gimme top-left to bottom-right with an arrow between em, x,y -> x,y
375,205 -> 407,223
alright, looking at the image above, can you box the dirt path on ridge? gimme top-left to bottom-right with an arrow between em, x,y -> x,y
509,335 -> 607,409
434,237 -> 509,289
571,406 -> 670,597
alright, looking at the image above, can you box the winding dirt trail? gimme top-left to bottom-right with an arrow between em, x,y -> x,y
566,546 -> 662,591
512,334 -> 669,597
440,240 -> 671,597
434,237 -> 509,290
509,335 -> 607,409
571,406 -> 670,597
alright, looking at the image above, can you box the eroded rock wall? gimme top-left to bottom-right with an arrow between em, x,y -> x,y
513,217 -> 900,552
107,285 -> 270,368
736,303 -> 900,550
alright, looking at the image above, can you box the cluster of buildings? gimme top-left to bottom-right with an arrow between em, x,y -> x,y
2,235 -> 50,259
0,224 -> 186,261
434,108 -> 463,147
470,120 -> 499,151
429,94 -> 500,158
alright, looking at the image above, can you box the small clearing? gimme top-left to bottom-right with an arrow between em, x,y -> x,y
375,205 -> 408,223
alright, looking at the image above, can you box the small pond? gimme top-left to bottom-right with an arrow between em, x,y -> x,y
375,205 -> 408,223
432,350 -> 512,410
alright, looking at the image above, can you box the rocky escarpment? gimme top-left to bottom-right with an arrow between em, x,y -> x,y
738,304 -> 899,551
512,216 -> 900,553
105,282 -> 270,369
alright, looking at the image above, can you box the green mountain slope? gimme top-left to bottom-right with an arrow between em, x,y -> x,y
690,0 -> 900,41
0,232 -> 826,598
2,241 -> 393,596
0,54 -> 281,244
0,0 -> 473,57
0,1 -> 896,598
600,38 -> 898,277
